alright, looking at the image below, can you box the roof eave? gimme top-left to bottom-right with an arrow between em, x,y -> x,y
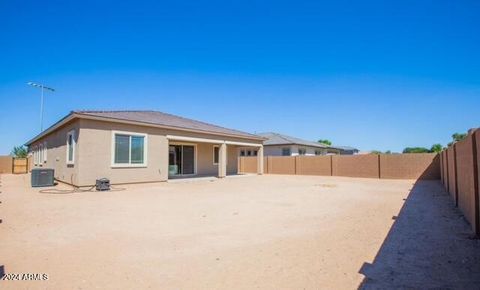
26,112 -> 266,145
25,111 -> 77,146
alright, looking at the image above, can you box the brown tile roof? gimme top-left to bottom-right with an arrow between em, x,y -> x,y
74,110 -> 263,140
257,132 -> 329,148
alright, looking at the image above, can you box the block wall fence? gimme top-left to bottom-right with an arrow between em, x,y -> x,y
239,153 -> 440,180
440,129 -> 480,235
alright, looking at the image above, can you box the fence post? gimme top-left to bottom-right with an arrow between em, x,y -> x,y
440,153 -> 443,184
453,144 -> 459,207
472,130 -> 479,236
445,149 -> 450,195
378,154 -> 381,179
330,155 -> 333,176
294,156 -> 298,175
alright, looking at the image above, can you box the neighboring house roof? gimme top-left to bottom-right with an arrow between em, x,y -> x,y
329,145 -> 359,152
257,132 -> 328,149
26,110 -> 265,145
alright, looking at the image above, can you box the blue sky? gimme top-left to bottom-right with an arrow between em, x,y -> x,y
1,0 -> 479,154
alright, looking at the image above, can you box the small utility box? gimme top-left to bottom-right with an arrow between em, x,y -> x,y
96,178 -> 110,191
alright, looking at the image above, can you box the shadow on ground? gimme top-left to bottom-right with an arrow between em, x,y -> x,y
358,180 -> 480,289
1,171 -> 478,287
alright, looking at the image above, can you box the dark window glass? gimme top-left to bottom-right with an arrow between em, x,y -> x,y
182,146 -> 195,174
282,148 -> 291,156
115,134 -> 130,164
68,134 -> 74,161
213,146 -> 219,164
131,136 -> 144,164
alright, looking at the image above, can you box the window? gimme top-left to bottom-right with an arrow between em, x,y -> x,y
213,146 -> 219,164
66,130 -> 75,164
247,150 -> 252,156
298,148 -> 307,155
33,146 -> 38,166
282,148 -> 291,156
43,142 -> 47,163
253,150 -> 258,156
315,150 -> 323,156
112,131 -> 147,167
39,144 -> 43,166
240,150 -> 245,156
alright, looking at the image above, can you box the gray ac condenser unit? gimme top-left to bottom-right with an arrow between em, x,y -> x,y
31,168 -> 55,187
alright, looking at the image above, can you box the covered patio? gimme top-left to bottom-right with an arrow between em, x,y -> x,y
166,134 -> 263,179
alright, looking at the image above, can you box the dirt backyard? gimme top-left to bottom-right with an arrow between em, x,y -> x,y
1,174 -> 479,289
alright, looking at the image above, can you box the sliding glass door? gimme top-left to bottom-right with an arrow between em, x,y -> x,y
168,145 -> 195,176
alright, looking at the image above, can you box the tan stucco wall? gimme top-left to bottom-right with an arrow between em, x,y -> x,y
77,119 -> 168,186
74,119 -> 255,186
29,120 -> 81,185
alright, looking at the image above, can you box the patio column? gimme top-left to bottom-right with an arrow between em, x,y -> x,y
218,143 -> 227,178
257,145 -> 264,175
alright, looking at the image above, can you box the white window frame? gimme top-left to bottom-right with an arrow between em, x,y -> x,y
213,145 -> 219,165
66,130 -> 76,165
111,130 -> 148,168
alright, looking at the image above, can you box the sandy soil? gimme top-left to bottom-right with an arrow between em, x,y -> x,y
0,174 -> 479,289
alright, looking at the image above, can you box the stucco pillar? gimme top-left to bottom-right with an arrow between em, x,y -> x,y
218,143 -> 227,178
257,145 -> 264,175
162,138 -> 169,181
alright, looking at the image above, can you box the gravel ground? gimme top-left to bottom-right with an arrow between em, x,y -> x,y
0,174 -> 479,289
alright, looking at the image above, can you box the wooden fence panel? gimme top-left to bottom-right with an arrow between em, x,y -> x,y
13,158 -> 28,174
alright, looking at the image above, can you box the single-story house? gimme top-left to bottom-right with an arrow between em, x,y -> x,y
327,145 -> 359,155
257,132 -> 358,156
26,110 -> 265,187
256,132 -> 329,156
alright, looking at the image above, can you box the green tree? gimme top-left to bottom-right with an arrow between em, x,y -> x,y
430,144 -> 443,153
448,132 -> 467,147
11,146 -> 28,158
403,147 -> 430,153
370,150 -> 382,155
452,133 -> 467,142
318,139 -> 332,146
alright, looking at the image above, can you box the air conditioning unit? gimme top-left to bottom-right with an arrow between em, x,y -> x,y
31,168 -> 55,187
